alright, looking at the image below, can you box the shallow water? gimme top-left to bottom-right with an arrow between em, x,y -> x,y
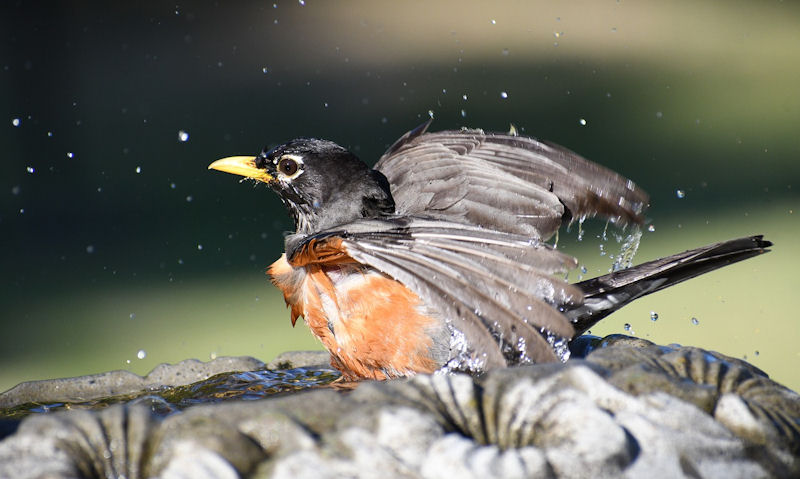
0,367 -> 340,420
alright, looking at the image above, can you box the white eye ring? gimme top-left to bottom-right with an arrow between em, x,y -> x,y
275,154 -> 304,180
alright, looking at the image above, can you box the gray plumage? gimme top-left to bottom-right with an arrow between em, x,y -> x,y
270,120 -> 769,373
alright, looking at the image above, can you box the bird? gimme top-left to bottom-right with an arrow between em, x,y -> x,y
208,119 -> 771,381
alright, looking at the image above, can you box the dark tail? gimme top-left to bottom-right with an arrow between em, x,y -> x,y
567,235 -> 772,336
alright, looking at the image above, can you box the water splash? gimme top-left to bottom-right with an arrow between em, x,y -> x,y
611,228 -> 642,271
576,216 -> 586,241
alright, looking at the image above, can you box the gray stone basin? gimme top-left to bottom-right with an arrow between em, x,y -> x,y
0,335 -> 798,478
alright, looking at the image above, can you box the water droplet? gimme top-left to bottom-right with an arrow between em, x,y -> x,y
427,110 -> 434,118
11,186 -> 20,195
197,244 -> 203,250
126,359 -> 131,364
460,109 -> 466,117
553,31 -> 563,38
490,19 -> 496,25
178,130 -> 189,142
11,117 -> 20,127
185,195 -> 193,202
462,94 -> 468,101
691,317 -> 699,325
650,311 -> 659,321
502,48 -> 509,56
170,182 -> 177,189
656,111 -> 663,119
754,350 -> 759,356
47,131 -> 53,137
298,0 -> 305,4
500,91 -> 508,99
580,265 -> 587,274
624,323 -> 631,331
86,245 -> 95,254
26,166 -> 35,174
647,224 -> 656,232
67,152 -> 74,158
579,118 -> 587,126
611,27 -> 617,33
676,189 -> 685,199
135,166 -> 142,174
130,313 -> 136,320
323,102 -> 328,108
137,349 -> 147,360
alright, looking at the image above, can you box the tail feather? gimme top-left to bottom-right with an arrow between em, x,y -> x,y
567,235 -> 772,336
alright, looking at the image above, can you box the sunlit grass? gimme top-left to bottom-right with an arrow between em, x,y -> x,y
0,274 -> 322,392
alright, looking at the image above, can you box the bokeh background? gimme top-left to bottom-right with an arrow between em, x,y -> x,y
2,1 -> 798,393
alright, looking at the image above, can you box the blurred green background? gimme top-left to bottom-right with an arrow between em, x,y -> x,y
2,1 -> 798,393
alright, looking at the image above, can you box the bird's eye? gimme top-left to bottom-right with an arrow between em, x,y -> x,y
277,157 -> 299,177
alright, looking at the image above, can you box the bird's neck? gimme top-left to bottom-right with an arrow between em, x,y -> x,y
289,169 -> 395,235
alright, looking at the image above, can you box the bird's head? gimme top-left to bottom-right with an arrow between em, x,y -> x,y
209,138 -> 395,234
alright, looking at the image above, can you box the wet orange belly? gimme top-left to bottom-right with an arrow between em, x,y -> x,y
269,254 -> 444,380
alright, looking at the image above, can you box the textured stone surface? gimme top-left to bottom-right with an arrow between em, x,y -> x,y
266,350 -> 330,370
0,356 -> 266,409
0,337 -> 798,478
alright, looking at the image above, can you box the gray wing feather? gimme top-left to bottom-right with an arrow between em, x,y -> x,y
298,217 -> 584,367
375,127 -> 649,239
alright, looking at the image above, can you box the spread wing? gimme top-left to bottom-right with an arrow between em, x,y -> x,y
285,217 -> 584,370
374,120 -> 650,240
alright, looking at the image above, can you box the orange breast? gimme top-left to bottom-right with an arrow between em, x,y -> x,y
269,254 -> 445,380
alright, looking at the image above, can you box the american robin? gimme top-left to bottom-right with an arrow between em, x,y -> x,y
209,119 -> 770,381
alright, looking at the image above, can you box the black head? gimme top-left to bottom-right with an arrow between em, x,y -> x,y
210,138 -> 395,234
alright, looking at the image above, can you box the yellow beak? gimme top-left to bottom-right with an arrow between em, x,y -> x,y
208,156 -> 274,183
